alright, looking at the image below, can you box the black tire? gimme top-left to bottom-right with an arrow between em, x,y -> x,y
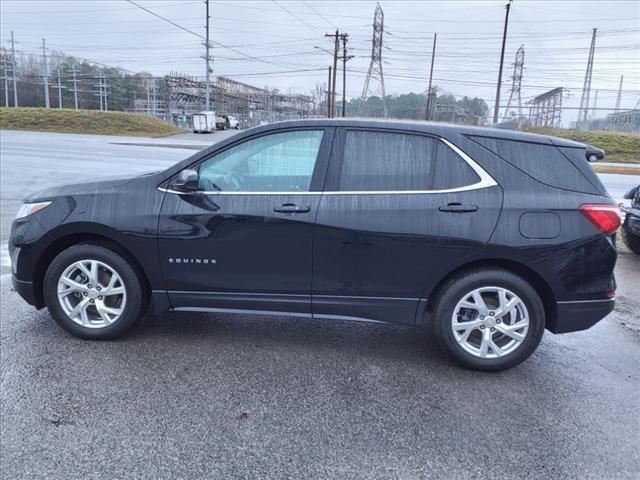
621,224 -> 640,255
432,268 -> 545,371
43,244 -> 145,340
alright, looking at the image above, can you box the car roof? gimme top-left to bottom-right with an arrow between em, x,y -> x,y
256,117 -> 584,148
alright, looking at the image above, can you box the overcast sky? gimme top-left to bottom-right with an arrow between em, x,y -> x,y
1,0 -> 639,123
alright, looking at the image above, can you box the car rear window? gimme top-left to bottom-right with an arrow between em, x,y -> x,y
467,135 -> 600,195
339,130 -> 480,192
555,146 -> 609,196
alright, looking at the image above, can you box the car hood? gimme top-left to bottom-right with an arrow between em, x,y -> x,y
24,171 -> 160,202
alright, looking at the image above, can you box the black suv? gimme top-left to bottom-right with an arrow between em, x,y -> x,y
10,119 -> 620,370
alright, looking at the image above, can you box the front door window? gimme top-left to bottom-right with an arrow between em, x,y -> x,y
197,130 -> 324,192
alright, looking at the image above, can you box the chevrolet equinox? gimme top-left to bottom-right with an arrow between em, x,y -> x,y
10,119 -> 620,370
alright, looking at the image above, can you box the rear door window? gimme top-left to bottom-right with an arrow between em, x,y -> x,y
338,130 -> 480,192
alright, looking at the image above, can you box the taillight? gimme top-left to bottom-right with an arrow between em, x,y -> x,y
579,204 -> 621,235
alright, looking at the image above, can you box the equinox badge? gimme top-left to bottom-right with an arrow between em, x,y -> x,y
169,258 -> 217,264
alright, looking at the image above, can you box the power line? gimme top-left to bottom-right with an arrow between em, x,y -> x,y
272,0 -> 324,35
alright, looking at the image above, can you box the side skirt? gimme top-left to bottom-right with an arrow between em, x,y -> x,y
158,291 -> 423,326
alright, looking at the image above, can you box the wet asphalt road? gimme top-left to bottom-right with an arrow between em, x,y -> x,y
1,130 -> 639,479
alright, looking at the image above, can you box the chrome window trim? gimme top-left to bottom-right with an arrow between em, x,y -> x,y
161,137 -> 497,196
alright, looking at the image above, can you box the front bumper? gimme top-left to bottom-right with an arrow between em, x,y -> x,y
548,298 -> 615,334
12,275 -> 38,307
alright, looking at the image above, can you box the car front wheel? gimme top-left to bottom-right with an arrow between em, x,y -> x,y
43,244 -> 145,340
433,269 -> 545,371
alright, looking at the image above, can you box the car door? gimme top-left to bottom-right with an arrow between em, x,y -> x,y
158,127 -> 334,315
312,127 -> 503,324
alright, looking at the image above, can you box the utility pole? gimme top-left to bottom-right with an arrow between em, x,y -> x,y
493,0 -> 513,124
54,70 -> 65,108
339,33 -> 353,117
2,51 -> 8,107
95,73 -> 104,111
102,72 -> 108,111
147,77 -> 151,115
326,66 -> 332,118
151,79 -> 157,116
615,75 -> 623,112
11,31 -> 18,107
41,38 -> 50,108
325,30 -> 339,118
425,33 -> 437,121
578,28 -> 597,124
591,90 -> 598,118
68,65 -> 79,109
203,0 -> 212,110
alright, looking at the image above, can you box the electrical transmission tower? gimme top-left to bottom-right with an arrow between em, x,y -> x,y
502,44 -> 524,122
615,75 -> 623,112
578,28 -> 597,124
361,2 -> 387,117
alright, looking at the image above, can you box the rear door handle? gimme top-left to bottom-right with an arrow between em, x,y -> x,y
273,203 -> 311,214
438,203 -> 479,213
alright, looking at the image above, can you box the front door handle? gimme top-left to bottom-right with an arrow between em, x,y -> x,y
273,204 -> 311,214
439,203 -> 479,213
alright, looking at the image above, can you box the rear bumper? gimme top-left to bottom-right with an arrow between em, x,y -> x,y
12,275 -> 39,307
548,298 -> 615,334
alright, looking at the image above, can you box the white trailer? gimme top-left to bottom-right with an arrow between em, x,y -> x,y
192,111 -> 216,133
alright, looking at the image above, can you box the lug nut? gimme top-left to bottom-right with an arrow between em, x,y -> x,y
98,296 -> 103,300
491,327 -> 495,332
97,287 -> 101,291
496,319 -> 501,324
489,311 -> 494,316
83,292 -> 88,296
480,325 -> 485,330
480,315 -> 485,320
90,300 -> 94,303
87,284 -> 92,289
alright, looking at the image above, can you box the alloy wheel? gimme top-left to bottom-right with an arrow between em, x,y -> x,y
451,286 -> 529,359
57,259 -> 127,328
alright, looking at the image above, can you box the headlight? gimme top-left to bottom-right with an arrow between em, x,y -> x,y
15,201 -> 52,219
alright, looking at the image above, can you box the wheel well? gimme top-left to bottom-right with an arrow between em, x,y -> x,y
33,233 -> 150,308
424,259 -> 557,328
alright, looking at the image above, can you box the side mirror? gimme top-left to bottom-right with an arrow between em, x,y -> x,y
172,169 -> 199,192
624,185 -> 639,201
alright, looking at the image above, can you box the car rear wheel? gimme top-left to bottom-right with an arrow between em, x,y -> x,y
43,244 -> 145,340
433,269 -> 545,371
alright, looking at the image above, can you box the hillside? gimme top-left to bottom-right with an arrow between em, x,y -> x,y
524,128 -> 640,164
0,107 -> 184,137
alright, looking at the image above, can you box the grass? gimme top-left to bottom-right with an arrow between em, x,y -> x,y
0,107 -> 185,137
523,127 -> 640,164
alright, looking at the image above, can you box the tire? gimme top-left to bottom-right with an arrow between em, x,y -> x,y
621,224 -> 640,255
432,268 -> 545,371
235,125 -> 239,130
43,244 -> 146,340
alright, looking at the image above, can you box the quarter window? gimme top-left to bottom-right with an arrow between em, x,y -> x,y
197,130 -> 324,192
338,130 -> 480,192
